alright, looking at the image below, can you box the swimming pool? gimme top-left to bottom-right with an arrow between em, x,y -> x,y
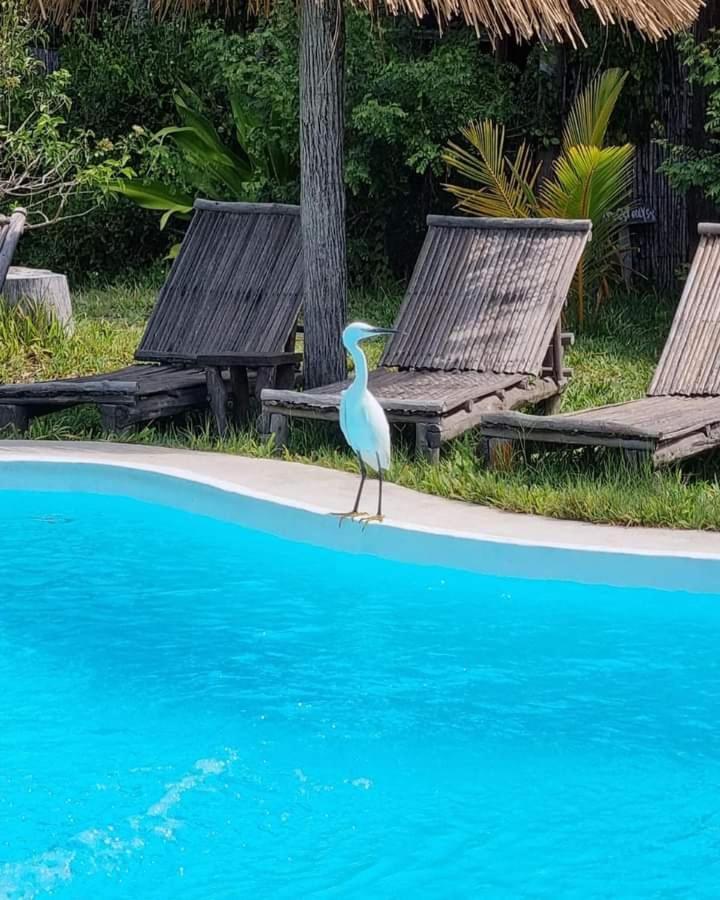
2,462 -> 720,898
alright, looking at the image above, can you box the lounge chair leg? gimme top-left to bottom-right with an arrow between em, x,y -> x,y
206,366 -> 230,436
622,448 -> 650,469
481,437 -> 515,470
416,423 -> 441,464
228,366 -> 251,426
541,394 -> 563,414
254,366 -> 276,402
0,404 -> 29,435
275,363 -> 296,391
99,404 -> 132,435
265,413 -> 289,451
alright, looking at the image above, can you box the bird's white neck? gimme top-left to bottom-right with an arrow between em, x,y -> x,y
348,342 -> 369,393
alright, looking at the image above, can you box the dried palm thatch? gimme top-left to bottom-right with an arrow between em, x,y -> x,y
30,0 -> 701,43
384,0 -> 701,44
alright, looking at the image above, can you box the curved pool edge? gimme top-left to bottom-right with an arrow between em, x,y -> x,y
1,440 -> 719,594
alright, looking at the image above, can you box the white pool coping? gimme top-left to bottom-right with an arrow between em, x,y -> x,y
1,439 -> 719,594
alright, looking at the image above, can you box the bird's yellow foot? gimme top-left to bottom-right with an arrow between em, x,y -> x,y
331,510 -> 368,527
358,514 -> 384,529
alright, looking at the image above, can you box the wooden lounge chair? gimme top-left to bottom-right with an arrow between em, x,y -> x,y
261,215 -> 592,462
0,200 -> 302,435
0,208 -> 26,291
480,223 -> 720,467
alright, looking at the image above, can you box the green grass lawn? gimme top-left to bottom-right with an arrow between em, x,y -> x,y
2,275 -> 720,531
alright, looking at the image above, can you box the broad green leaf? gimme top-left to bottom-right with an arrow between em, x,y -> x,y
111,179 -> 194,213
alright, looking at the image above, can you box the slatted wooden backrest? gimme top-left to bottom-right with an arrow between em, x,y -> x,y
0,210 -> 27,292
380,216 -> 591,375
136,200 -> 302,363
649,224 -> 720,397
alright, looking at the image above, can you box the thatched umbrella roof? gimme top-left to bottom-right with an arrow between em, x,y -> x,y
404,0 -> 703,43
34,0 -> 701,42
402,0 -> 703,44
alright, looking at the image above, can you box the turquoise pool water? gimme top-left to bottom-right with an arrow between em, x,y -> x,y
1,476 -> 720,899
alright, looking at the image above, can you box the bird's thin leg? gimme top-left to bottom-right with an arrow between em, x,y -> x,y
331,456 -> 368,522
360,454 -> 385,527
353,458 -> 368,513
377,458 -> 383,517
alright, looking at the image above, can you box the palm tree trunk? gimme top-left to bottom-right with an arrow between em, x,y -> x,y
299,0 -> 348,388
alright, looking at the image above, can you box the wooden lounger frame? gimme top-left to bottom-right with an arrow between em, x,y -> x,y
480,223 -> 720,467
262,215 -> 592,462
0,201 -> 302,435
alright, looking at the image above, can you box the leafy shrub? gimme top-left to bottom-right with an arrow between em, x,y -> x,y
60,18 -> 193,138
0,0 -> 121,230
177,11 -> 521,279
20,6 -> 522,283
661,30 -> 720,202
18,16 -> 207,278
114,83 -> 297,251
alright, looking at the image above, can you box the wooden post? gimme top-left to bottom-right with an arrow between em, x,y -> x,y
0,404 -> 29,434
206,366 -> 230,435
267,413 -> 290,451
98,404 -> 132,435
622,447 -> 650,469
275,363 -> 296,391
415,422 -> 441,464
542,394 -> 563,414
228,366 -> 251,425
254,366 -> 277,401
481,437 -> 515,470
540,321 -> 566,414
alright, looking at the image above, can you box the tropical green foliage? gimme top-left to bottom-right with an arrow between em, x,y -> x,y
661,30 -> 720,202
113,84 -> 296,247
443,69 -> 635,325
0,0 -> 123,228
19,7 -> 523,281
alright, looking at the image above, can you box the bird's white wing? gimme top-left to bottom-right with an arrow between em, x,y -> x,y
340,388 -> 391,472
360,392 -> 391,472
339,389 -> 351,446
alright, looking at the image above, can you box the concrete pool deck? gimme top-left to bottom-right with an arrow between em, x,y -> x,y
1,439 -> 719,593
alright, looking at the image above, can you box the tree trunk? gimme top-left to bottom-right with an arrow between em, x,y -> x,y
299,0 -> 348,388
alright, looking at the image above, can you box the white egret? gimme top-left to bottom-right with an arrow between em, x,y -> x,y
337,322 -> 396,524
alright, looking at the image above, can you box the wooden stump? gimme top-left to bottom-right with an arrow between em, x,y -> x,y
3,266 -> 73,332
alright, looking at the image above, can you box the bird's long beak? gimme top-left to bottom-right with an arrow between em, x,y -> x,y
368,327 -> 400,336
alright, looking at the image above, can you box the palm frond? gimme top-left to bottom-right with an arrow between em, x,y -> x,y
539,143 -> 634,322
539,144 -> 635,221
442,121 -> 540,218
563,69 -> 629,149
